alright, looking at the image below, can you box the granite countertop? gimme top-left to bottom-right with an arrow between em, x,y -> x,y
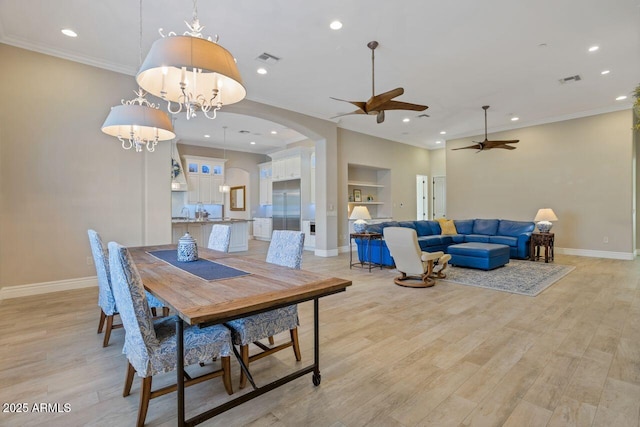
171,218 -> 253,224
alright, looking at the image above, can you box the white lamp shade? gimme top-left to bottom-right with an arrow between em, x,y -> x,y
349,206 -> 372,220
101,104 -> 175,141
136,35 -> 246,106
534,208 -> 558,222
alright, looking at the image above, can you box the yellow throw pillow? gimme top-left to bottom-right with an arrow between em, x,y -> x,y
437,218 -> 457,235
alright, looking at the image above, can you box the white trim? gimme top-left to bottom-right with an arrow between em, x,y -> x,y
0,36 -> 136,76
314,248 -> 339,257
0,276 -> 97,300
555,247 -> 635,261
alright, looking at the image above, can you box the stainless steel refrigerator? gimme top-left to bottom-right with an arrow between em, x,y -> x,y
272,179 -> 301,231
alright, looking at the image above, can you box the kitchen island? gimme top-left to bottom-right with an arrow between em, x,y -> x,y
171,219 -> 251,252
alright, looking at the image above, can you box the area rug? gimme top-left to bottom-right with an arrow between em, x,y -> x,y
441,260 -> 575,296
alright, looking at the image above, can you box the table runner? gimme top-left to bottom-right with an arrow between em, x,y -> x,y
147,250 -> 250,281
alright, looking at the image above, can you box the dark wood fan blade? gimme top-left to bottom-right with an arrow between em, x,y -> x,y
366,87 -> 404,112
330,97 -> 367,113
452,144 -> 483,151
379,100 -> 428,111
485,139 -> 519,144
495,145 -> 517,150
330,109 -> 367,119
376,110 -> 385,123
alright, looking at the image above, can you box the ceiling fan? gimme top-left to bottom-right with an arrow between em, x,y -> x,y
452,106 -> 519,151
331,41 -> 428,124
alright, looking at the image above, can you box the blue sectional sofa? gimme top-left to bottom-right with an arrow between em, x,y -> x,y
355,219 -> 535,267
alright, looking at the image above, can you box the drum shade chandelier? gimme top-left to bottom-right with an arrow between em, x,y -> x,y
136,0 -> 246,120
101,0 -> 175,152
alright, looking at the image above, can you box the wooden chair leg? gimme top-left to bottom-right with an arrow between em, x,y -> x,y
150,307 -> 157,317
97,309 -> 106,334
239,345 -> 249,389
221,356 -> 233,395
103,315 -> 114,347
290,328 -> 302,361
123,362 -> 136,397
137,377 -> 152,427
268,336 -> 275,345
162,307 -> 170,317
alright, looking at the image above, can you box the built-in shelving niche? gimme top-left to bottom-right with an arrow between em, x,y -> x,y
347,164 -> 391,220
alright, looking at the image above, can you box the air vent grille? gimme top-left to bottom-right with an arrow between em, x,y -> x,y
256,52 -> 281,64
559,74 -> 582,84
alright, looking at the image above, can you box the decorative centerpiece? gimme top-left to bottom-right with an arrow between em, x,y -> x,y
177,232 -> 198,262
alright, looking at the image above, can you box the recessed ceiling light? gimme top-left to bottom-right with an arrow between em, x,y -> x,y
588,45 -> 599,52
616,95 -> 627,101
329,20 -> 343,30
511,117 -> 520,121
439,131 -> 446,135
402,118 -> 410,123
257,67 -> 267,75
61,28 -> 77,38
250,141 -> 256,145
270,130 -> 277,135
204,134 -> 210,138
435,140 -> 442,144
601,70 -> 610,75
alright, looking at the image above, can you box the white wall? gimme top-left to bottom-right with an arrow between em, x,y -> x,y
447,110 -> 635,256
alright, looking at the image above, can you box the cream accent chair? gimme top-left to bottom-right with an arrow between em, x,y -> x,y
383,227 -> 452,288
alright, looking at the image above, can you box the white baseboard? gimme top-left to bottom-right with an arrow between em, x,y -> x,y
0,276 -> 97,300
338,245 -> 352,254
555,247 -> 635,260
314,248 -> 339,257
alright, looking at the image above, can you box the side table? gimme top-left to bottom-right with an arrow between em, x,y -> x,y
530,232 -> 554,263
350,233 -> 383,272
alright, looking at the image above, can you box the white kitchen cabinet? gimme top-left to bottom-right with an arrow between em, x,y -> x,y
259,162 -> 272,205
183,155 -> 226,204
211,176 -> 224,204
172,223 -> 187,243
302,220 -> 315,251
253,217 -> 272,241
271,154 -> 303,181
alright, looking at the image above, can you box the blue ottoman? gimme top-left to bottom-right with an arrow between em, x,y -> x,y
447,242 -> 510,270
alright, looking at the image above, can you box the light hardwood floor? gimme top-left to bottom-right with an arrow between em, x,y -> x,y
1,241 -> 639,427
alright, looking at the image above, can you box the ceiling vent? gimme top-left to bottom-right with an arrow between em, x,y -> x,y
256,52 -> 281,65
559,74 -> 582,84
417,114 -> 430,118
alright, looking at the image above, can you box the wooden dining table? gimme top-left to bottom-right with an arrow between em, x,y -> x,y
129,244 -> 352,427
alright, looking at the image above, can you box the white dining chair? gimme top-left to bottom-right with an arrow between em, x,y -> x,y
88,229 -> 168,347
108,242 -> 234,427
225,230 -> 305,388
207,224 -> 232,252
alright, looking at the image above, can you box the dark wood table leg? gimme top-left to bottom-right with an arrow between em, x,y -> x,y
312,298 -> 321,386
177,318 -> 185,427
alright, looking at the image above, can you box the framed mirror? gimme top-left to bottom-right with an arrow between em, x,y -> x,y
230,185 -> 245,211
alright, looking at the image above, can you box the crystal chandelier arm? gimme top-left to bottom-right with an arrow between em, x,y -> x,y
118,136 -> 134,150
202,103 -> 222,120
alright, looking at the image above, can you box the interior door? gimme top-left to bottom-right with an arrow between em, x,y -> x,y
416,175 -> 429,221
432,176 -> 446,219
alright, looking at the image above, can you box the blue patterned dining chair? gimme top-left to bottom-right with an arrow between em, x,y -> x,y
207,224 -> 232,252
225,230 -> 305,388
87,229 -> 168,347
108,242 -> 233,427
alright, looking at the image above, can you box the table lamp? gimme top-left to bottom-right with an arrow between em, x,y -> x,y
534,208 -> 558,233
350,206 -> 372,233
